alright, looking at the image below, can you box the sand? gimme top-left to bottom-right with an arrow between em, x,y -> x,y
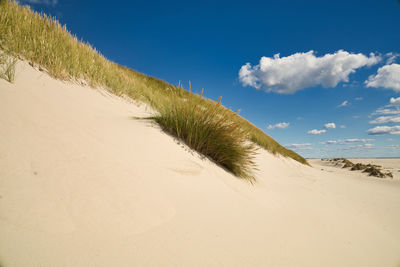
1,61 -> 400,267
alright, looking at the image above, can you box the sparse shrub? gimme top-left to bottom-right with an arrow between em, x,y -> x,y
363,166 -> 392,178
327,158 -> 393,178
351,163 -> 368,171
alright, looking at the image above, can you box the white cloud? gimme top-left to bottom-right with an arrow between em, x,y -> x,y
239,50 -> 380,94
372,108 -> 400,115
286,143 -> 312,149
267,122 -> 289,130
320,138 -> 374,145
365,64 -> 400,92
324,122 -> 336,129
340,125 -> 346,128
340,143 -> 376,150
20,0 -> 58,5
371,97 -> 400,119
369,115 -> 400,124
367,125 -> 400,135
338,100 -> 349,107
355,97 -> 363,101
390,97 -> 400,106
307,129 -> 326,135
386,52 -> 400,64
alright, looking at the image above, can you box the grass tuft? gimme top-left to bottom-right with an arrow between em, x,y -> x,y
0,50 -> 17,82
150,89 -> 257,180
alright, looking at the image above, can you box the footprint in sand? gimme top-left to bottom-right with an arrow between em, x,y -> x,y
169,160 -> 203,175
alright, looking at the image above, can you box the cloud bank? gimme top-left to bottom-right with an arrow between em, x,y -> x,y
267,122 -> 289,130
365,64 -> 400,92
320,138 -> 374,145
239,50 -> 380,94
371,97 -> 400,117
369,115 -> 400,124
285,143 -> 312,149
367,126 -> 400,135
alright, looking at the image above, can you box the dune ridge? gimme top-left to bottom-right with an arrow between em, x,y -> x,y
0,0 -> 307,179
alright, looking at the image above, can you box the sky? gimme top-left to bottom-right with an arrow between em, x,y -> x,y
20,0 -> 400,158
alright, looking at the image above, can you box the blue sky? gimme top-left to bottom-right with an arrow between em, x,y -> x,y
22,0 -> 400,158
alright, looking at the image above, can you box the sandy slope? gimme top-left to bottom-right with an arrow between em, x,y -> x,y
1,61 -> 400,267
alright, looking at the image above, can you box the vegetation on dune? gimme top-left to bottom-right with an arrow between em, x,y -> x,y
150,87 -> 257,180
0,0 -> 308,180
325,158 -> 393,178
0,50 -> 17,82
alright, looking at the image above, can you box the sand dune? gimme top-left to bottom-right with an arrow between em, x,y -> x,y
1,61 -> 400,267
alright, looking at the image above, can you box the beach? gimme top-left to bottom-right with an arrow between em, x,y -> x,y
1,61 -> 400,267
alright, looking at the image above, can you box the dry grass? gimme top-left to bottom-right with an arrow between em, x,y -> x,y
0,50 -> 17,82
150,87 -> 257,180
0,0 -> 308,179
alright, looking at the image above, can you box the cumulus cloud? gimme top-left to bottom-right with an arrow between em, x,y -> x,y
390,97 -> 400,106
267,122 -> 289,130
337,100 -> 349,107
324,122 -> 336,129
307,129 -> 326,135
365,64 -> 400,92
369,115 -> 400,124
239,50 -> 380,94
286,143 -> 312,149
20,0 -> 58,5
371,97 -> 400,118
320,138 -> 374,145
367,125 -> 400,135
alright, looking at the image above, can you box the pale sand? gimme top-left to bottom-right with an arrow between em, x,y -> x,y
1,61 -> 400,267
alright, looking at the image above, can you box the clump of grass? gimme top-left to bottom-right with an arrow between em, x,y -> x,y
0,50 -> 17,82
150,88 -> 257,180
327,158 -> 392,178
0,0 -> 309,179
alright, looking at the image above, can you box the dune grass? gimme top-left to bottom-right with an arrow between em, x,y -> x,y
0,0 -> 308,180
0,50 -> 17,82
150,87 -> 257,180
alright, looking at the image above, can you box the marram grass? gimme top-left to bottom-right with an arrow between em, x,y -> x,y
0,50 -> 17,82
151,88 -> 257,180
0,0 -> 308,180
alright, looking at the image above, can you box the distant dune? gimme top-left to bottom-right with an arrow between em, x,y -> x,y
1,61 -> 400,267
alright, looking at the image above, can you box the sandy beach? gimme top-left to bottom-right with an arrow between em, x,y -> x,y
1,61 -> 400,267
